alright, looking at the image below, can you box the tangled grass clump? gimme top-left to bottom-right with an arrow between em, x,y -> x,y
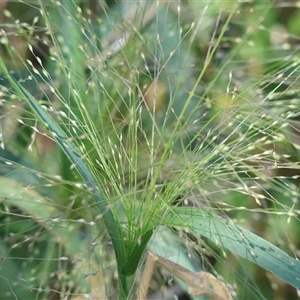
1,1 -> 300,299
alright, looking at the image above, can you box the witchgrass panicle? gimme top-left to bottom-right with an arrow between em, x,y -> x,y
0,1 -> 300,299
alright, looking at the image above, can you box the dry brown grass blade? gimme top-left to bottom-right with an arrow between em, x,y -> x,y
137,251 -> 233,300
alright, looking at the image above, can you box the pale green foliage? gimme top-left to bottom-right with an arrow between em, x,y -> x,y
0,1 -> 300,299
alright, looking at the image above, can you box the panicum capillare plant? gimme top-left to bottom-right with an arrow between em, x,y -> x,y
1,1 -> 300,299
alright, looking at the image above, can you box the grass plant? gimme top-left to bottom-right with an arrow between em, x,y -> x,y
1,1 -> 300,299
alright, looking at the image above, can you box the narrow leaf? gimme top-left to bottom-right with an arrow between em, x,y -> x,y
0,177 -> 85,257
0,57 -> 126,272
165,207 -> 300,290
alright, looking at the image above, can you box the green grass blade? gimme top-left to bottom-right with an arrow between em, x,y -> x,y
0,57 -> 127,283
122,229 -> 153,276
0,177 -> 85,257
0,177 -> 99,294
165,207 -> 300,290
150,227 -> 203,299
